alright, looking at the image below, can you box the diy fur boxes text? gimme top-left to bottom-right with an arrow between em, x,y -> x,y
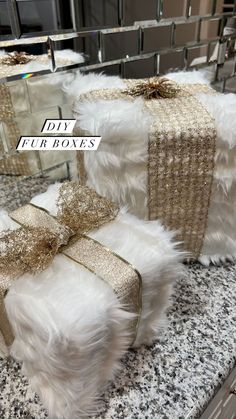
16,119 -> 101,150
16,137 -> 101,150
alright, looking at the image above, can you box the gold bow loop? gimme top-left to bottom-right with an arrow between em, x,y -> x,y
57,182 -> 119,234
0,227 -> 60,279
0,182 -> 119,278
123,77 -> 181,100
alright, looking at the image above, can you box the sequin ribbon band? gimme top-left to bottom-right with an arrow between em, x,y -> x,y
0,84 -> 30,175
75,79 -> 217,259
0,182 -> 142,348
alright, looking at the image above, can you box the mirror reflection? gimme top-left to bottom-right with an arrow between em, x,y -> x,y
0,0 -> 233,81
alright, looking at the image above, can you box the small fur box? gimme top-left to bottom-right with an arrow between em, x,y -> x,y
0,183 -> 184,418
70,70 -> 236,265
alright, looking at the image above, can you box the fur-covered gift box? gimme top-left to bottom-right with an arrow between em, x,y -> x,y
70,71 -> 236,265
0,182 -> 183,417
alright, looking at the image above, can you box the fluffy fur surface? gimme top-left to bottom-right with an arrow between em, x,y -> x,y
1,184 -> 184,418
68,70 -> 236,265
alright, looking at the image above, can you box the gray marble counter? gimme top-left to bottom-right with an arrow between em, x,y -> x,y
0,262 -> 235,419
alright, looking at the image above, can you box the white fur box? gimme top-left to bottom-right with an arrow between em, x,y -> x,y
69,70 -> 236,265
0,183 -> 184,418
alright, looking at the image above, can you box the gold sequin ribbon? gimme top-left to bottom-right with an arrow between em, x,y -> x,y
0,182 -> 142,347
75,79 -> 217,259
0,83 -> 30,175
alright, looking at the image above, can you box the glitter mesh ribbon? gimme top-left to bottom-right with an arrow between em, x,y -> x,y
75,80 -> 217,258
0,182 -> 142,347
0,83 -> 30,175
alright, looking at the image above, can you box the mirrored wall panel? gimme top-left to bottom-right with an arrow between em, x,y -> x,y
75,0 -> 120,29
0,1 -> 12,36
0,1 -> 235,86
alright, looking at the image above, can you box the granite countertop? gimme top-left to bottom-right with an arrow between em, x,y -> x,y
0,262 -> 235,419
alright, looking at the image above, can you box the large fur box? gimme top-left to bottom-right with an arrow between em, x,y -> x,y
69,71 -> 236,265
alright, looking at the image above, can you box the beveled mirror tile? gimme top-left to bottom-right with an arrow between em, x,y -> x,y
59,104 -> 74,119
7,80 -> 30,114
217,58 -> 236,80
15,107 -> 60,136
174,21 -> 199,46
89,64 -> 121,76
16,0 -> 73,34
39,150 -> 75,171
43,161 -> 71,180
222,17 -> 236,37
200,19 -> 221,41
225,76 -> 236,93
208,41 -> 219,62
51,32 -> 100,68
26,72 -> 71,112
75,0 -> 119,29
212,78 -> 225,92
142,24 -> 172,53
123,56 -> 156,78
0,41 -> 51,80
215,0 -> 231,14
190,0 -> 213,16
123,0 -> 157,25
50,36 -> 88,70
101,29 -> 139,61
161,0 -> 188,19
159,50 -> 184,73
187,45 -> 208,66
22,150 -> 41,175
0,2 -> 12,36
215,0 -> 222,14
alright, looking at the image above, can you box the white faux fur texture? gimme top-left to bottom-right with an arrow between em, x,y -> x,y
1,183 -> 184,418
69,70 -> 236,265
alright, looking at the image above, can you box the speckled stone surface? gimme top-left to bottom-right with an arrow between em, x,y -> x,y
0,175 -> 54,212
0,263 -> 235,419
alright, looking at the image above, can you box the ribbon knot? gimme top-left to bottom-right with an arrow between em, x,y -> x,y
123,77 -> 181,100
0,182 -> 119,277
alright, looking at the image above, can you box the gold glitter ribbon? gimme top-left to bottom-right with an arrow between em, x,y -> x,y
62,235 -> 142,344
0,182 -> 142,347
0,83 -> 30,175
75,79 -> 217,259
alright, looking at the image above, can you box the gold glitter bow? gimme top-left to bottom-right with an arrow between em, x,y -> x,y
0,51 -> 36,66
57,182 -> 119,233
0,182 -> 142,349
123,77 -> 181,100
0,182 -> 119,276
0,227 -> 59,279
